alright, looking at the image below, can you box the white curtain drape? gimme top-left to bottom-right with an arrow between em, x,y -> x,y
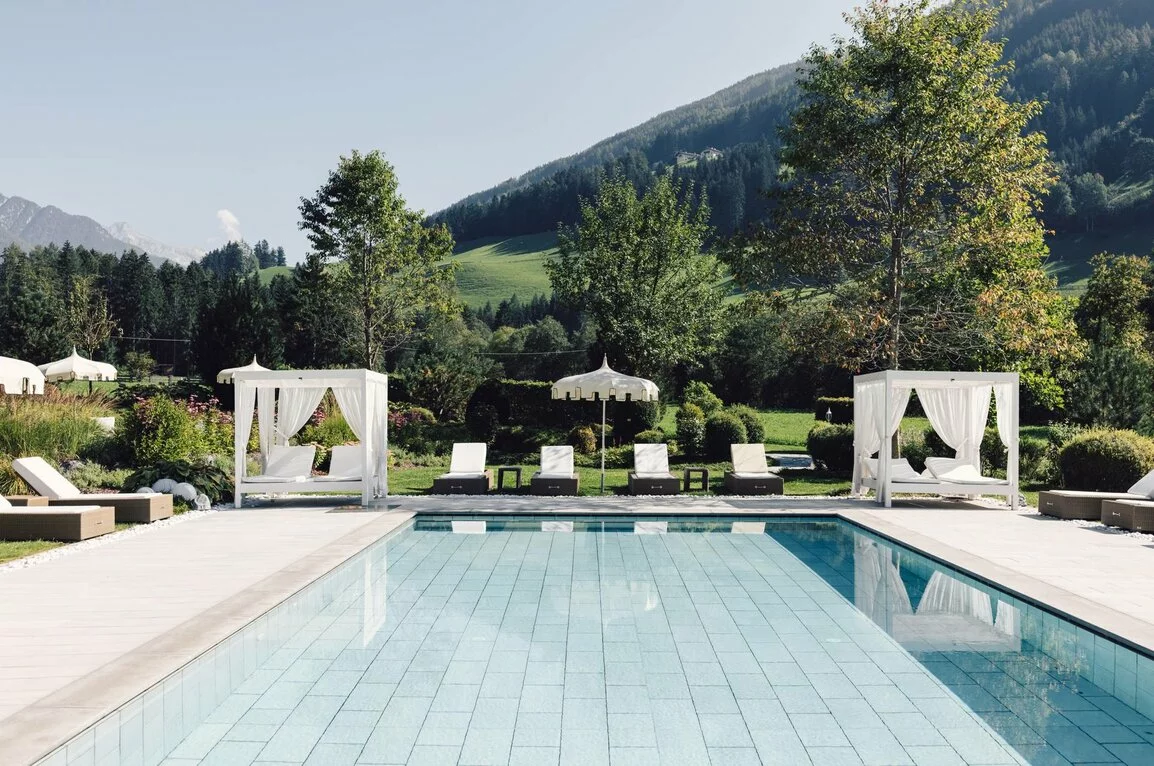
919,386 -> 991,466
854,536 -> 913,629
257,388 -> 275,466
333,387 -> 365,441
275,387 -> 328,444
917,571 -> 993,625
856,383 -> 911,458
994,383 -> 1013,448
235,384 -> 256,469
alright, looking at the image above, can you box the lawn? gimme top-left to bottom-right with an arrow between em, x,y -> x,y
450,232 -> 559,307
0,522 -> 134,566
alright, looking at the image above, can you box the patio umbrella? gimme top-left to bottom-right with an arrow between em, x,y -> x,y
216,356 -> 269,384
552,357 -> 659,493
39,348 -> 106,383
0,356 -> 46,395
93,361 -> 117,382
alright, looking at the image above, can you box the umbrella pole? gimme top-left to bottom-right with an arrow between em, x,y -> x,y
600,398 -> 606,494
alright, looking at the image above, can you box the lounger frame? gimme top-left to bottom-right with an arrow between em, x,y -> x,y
0,506 -> 115,541
1038,491 -> 1138,521
628,474 -> 681,495
724,473 -> 784,495
431,473 -> 492,495
530,475 -> 579,496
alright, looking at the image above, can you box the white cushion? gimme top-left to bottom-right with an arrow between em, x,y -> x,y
634,444 -> 670,475
540,446 -> 574,476
732,471 -> 776,479
438,471 -> 487,479
935,463 -> 1004,485
731,444 -> 768,474
449,443 -> 487,474
890,458 -> 923,481
1127,468 -> 1154,498
328,445 -> 368,480
264,446 -> 316,479
634,472 -> 675,479
245,475 -> 308,484
0,495 -> 9,508
12,456 -> 81,498
924,457 -> 968,479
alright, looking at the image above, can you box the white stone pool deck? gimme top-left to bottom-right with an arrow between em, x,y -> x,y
0,495 -> 1151,764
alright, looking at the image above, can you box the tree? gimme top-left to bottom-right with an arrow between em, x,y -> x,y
107,250 -> 162,340
279,252 -> 351,368
1075,254 -> 1151,349
546,173 -> 725,381
0,244 -> 69,361
193,273 -> 283,382
726,0 -> 1071,377
299,150 -> 457,369
66,275 -> 118,357
1069,172 -> 1109,232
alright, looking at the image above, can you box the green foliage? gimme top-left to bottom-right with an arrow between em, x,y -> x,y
634,429 -> 667,444
675,404 -> 706,458
1067,343 -> 1154,431
568,425 -> 597,455
923,426 -> 1008,476
121,351 -> 156,381
296,411 -> 357,449
1018,436 -> 1058,486
704,411 -> 748,461
0,244 -> 68,362
0,391 -> 110,464
814,397 -> 853,425
119,396 -> 201,465
806,423 -> 854,473
683,381 -> 723,416
65,461 -> 133,493
547,173 -> 726,382
404,317 -> 495,421
299,149 -> 457,369
123,458 -> 233,503
1075,254 -> 1151,348
729,405 -> 765,445
1058,429 -> 1154,491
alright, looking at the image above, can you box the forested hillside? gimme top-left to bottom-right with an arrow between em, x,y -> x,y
434,0 -> 1154,249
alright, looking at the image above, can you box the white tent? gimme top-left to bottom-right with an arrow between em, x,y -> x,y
552,357 -> 659,493
38,348 -> 106,383
93,361 -> 117,381
852,370 -> 1019,509
232,368 -> 389,507
0,356 -> 45,395
217,356 -> 269,384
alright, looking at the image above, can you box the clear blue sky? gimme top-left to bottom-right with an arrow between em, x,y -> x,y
2,0 -> 858,261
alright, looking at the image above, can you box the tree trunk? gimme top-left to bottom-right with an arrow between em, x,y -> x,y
890,232 -> 902,371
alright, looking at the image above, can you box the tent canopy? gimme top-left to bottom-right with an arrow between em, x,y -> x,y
217,356 -> 269,384
552,357 -> 658,402
852,370 -> 1019,508
0,356 -> 45,395
232,368 -> 389,507
38,348 -> 107,383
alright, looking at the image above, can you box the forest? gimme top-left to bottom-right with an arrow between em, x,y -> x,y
433,0 -> 1154,243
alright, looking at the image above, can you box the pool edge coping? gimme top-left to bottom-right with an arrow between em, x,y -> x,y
0,510 -> 415,766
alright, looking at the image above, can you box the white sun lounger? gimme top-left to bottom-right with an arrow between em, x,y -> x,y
12,456 -> 173,523
531,446 -> 579,496
432,443 -> 491,494
629,443 -> 680,495
245,445 -> 316,484
314,445 -> 369,482
725,444 -> 783,495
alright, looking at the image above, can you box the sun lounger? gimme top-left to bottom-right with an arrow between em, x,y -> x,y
531,446 -> 579,496
12,456 -> 173,524
628,443 -> 680,495
244,445 -> 317,484
314,445 -> 368,482
1037,469 -> 1154,520
0,494 -> 115,542
923,457 -> 1006,485
432,443 -> 491,494
724,444 -> 783,495
1100,499 -> 1154,532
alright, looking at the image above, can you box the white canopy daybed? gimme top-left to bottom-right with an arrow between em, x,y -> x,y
232,368 -> 388,507
851,370 -> 1019,509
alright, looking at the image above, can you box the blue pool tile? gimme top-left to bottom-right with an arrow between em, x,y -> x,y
510,745 -> 560,765
199,740 -> 266,766
303,742 -> 361,765
459,727 -> 514,765
341,683 -> 396,712
514,712 -> 562,747
560,729 -> 610,766
406,744 -> 461,765
255,724 -> 324,761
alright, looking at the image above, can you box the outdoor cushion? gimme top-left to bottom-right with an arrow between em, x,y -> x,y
731,444 -> 770,475
448,443 -> 487,474
634,444 -> 671,475
1127,468 -> 1154,498
924,457 -> 969,478
316,445 -> 368,481
12,456 -> 83,498
934,463 -> 1005,485
539,446 -> 575,478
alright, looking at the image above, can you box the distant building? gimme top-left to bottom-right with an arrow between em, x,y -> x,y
675,151 -> 698,166
700,147 -> 723,161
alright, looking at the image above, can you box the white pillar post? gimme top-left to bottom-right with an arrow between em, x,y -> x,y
880,378 -> 892,508
361,373 -> 372,507
600,398 -> 607,494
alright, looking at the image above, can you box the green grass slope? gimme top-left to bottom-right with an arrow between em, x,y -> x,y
451,232 -> 558,307
258,265 -> 293,285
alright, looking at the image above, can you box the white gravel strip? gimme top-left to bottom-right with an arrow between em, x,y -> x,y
0,508 -> 219,574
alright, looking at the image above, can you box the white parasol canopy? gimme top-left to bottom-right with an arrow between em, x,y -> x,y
93,361 -> 117,381
0,356 -> 46,395
217,356 -> 270,384
38,348 -> 107,383
552,357 -> 659,492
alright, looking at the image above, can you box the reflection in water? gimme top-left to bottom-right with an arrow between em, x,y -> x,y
361,543 -> 388,647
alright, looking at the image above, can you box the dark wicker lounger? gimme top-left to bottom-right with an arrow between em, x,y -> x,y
1100,499 -> 1154,533
1037,490 -> 1139,520
0,505 -> 116,541
5,493 -> 172,524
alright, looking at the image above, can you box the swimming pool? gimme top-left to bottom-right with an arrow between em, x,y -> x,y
40,516 -> 1154,765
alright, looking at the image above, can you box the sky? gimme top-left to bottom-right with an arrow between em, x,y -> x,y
2,0 -> 859,261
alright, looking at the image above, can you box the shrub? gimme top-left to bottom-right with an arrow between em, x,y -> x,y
635,429 -> 667,444
815,396 -> 853,424
118,396 -> 201,465
704,412 -> 748,461
807,423 -> 854,472
729,405 -> 765,445
898,428 -> 930,472
65,461 -> 133,493
1019,436 -> 1057,485
675,404 -> 706,457
124,458 -> 233,503
569,425 -> 597,455
1058,429 -> 1154,491
0,390 -> 110,465
297,411 -> 357,448
575,444 -> 632,469
684,381 -> 723,416
464,402 -> 500,443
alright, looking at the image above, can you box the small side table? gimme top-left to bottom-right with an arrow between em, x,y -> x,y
683,466 -> 709,492
497,466 -> 523,491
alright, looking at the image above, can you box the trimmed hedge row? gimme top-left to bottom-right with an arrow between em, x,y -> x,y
1058,429 -> 1154,491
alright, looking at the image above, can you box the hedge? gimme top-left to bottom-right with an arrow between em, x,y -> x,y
1059,429 -> 1154,491
814,397 -> 853,425
705,412 -> 747,461
807,423 -> 854,472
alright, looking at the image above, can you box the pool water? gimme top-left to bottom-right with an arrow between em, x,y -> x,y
46,517 -> 1154,766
